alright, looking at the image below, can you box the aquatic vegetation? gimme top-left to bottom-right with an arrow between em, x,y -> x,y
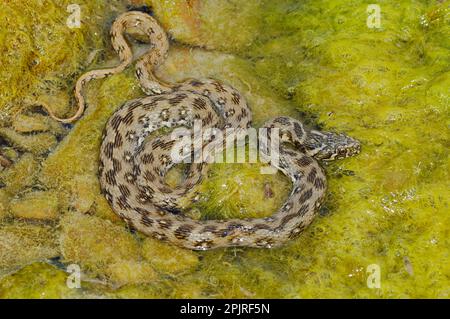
0,263 -> 73,299
59,211 -> 200,286
0,0 -> 448,298
141,238 -> 199,274
0,153 -> 38,196
149,0 -> 262,52
60,211 -> 143,282
185,161 -> 291,220
0,127 -> 58,155
0,223 -> 58,275
0,0 -> 128,119
9,191 -> 59,220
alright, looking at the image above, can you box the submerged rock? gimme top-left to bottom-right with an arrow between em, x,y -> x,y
0,0 -> 128,117
0,153 -> 38,195
10,191 -> 59,220
68,175 -> 97,214
0,190 -> 10,220
0,223 -> 59,275
12,114 -> 53,133
0,263 -> 74,298
60,212 -> 140,276
106,261 -> 157,286
0,128 -> 57,155
148,0 -> 261,53
141,238 -> 199,275
59,212 -> 145,284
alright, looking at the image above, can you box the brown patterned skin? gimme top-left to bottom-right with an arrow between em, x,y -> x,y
43,12 -> 361,250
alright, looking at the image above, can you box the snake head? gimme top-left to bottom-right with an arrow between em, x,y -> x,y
305,131 -> 361,161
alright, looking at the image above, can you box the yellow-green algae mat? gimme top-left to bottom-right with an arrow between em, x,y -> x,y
0,0 -> 449,298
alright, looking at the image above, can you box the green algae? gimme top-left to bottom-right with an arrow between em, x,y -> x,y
185,161 -> 291,220
0,0 -> 128,120
0,223 -> 58,275
149,0 -> 262,52
10,190 -> 59,220
0,153 -> 39,196
0,0 -> 448,299
0,263 -> 74,299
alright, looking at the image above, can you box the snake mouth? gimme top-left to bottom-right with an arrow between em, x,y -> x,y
343,142 -> 361,159
320,141 -> 361,161
353,142 -> 362,155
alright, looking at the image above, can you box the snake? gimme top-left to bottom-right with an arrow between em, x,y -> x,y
40,11 -> 361,250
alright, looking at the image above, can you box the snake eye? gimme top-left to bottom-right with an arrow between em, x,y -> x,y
338,149 -> 346,157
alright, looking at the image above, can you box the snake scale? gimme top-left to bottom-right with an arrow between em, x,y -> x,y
42,11 -> 361,250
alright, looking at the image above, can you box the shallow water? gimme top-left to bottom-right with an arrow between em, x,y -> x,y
0,0 -> 448,298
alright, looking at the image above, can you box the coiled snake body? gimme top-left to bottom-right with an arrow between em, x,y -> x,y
43,12 -> 360,250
